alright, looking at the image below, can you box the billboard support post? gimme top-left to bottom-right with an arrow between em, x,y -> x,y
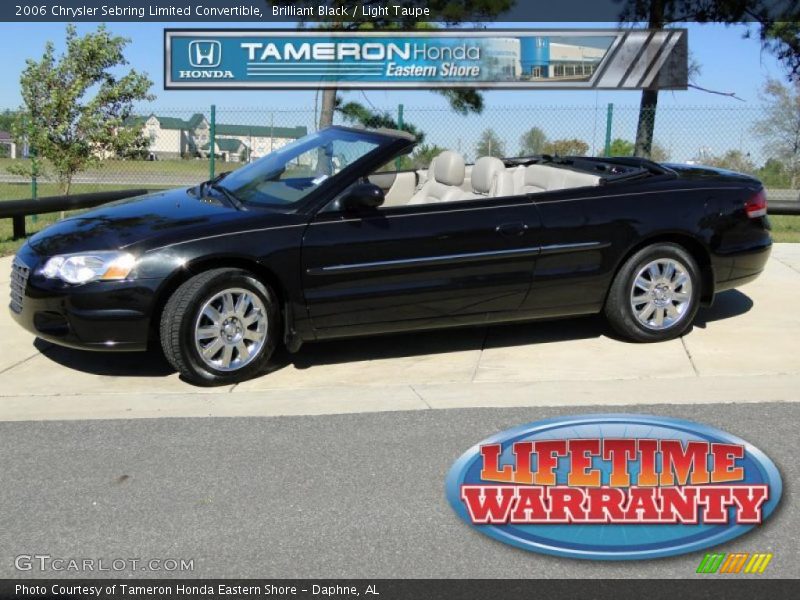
209,104 -> 216,179
395,103 -> 404,169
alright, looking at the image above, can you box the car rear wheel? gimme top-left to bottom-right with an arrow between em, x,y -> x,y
160,268 -> 279,385
604,243 -> 701,342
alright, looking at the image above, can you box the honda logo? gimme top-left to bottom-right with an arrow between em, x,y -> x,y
188,40 -> 221,68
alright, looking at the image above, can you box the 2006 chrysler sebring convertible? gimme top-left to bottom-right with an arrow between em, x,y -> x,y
9,126 -> 771,385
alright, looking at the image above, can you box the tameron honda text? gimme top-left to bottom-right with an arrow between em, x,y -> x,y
445,414 -> 782,560
164,29 -> 688,89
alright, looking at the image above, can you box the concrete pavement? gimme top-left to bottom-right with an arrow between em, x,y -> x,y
0,244 -> 799,420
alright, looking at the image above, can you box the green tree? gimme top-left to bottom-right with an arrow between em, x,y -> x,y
12,25 -> 153,194
705,150 -> 757,174
753,78 -> 800,187
410,143 -> 446,168
519,127 -> 548,156
765,22 -> 800,82
650,143 -> 670,163
544,138 -> 589,157
265,2 -> 513,129
337,100 -> 425,143
608,138 -> 635,156
619,1 -> 799,158
0,110 -> 19,159
0,109 -> 16,132
758,158 -> 791,188
476,128 -> 506,158
603,139 -> 669,161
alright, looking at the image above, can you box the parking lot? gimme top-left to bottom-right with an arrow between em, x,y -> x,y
0,245 -> 798,579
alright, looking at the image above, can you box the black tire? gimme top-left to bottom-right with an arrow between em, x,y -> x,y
604,243 -> 701,343
160,268 -> 280,386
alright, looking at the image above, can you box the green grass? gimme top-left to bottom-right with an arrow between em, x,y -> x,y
770,215 -> 800,243
0,183 -> 164,256
0,158 -> 247,254
0,181 -> 164,201
0,157 -> 245,179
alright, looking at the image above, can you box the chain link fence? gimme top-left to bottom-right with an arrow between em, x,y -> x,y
0,104 -> 797,201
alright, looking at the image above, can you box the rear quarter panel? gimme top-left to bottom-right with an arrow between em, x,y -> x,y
523,176 -> 739,315
707,186 -> 772,286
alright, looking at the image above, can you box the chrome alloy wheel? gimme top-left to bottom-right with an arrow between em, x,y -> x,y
629,258 -> 693,331
194,288 -> 268,372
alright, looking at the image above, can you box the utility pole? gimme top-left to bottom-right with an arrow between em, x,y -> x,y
318,89 -> 336,130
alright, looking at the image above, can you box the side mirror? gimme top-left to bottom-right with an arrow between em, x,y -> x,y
338,183 -> 385,212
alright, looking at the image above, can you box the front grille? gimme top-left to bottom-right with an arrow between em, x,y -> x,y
9,256 -> 30,314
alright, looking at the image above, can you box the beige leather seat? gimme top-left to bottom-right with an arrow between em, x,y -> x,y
467,157 -> 515,198
515,164 -> 600,194
408,151 -> 466,205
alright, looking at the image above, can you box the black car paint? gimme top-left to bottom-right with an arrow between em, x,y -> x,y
9,128 -> 772,353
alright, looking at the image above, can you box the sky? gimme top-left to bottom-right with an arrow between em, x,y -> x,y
0,20 -> 790,162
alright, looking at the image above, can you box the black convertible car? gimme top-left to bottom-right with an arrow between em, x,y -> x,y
9,126 -> 771,385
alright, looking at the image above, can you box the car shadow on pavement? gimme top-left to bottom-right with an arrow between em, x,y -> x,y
33,338 -> 174,377
283,314 -> 608,370
693,289 -> 753,327
30,290 -> 753,378
282,289 -> 754,370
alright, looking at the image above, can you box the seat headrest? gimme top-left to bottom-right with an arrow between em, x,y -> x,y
426,155 -> 438,178
471,156 -> 506,195
433,151 -> 465,187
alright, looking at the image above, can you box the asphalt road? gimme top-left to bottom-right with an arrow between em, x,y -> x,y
0,402 -> 796,579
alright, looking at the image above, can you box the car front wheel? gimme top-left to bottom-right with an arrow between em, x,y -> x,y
604,243 -> 701,342
160,268 -> 279,385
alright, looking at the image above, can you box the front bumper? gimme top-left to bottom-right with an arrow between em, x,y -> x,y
8,246 -> 161,352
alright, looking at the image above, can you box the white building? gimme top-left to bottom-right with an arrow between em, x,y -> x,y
546,42 -> 607,79
0,130 -> 17,159
129,113 -> 307,161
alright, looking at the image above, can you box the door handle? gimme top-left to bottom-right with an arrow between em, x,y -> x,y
496,222 -> 529,237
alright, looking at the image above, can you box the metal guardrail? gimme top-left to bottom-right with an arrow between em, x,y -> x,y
769,201 -> 800,216
0,189 -> 150,239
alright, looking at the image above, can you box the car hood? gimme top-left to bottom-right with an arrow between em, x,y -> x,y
27,187 -> 257,256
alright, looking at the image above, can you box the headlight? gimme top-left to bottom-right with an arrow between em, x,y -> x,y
40,252 -> 136,284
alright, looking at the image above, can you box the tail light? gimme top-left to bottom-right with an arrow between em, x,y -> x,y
745,189 -> 768,218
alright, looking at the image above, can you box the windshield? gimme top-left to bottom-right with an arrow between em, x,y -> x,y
218,128 -> 383,208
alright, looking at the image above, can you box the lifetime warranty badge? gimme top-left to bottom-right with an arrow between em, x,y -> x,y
445,414 -> 782,560
164,29 -> 688,90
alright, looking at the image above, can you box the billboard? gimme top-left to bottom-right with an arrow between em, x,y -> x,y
165,29 -> 688,90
